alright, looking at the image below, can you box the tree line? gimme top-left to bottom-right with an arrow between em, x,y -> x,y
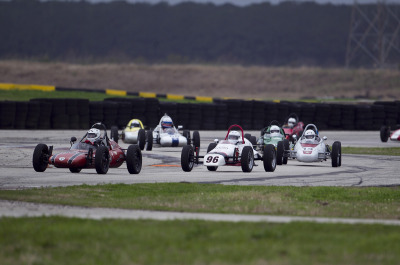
0,0 -> 392,66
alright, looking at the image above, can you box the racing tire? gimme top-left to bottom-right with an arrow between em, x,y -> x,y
331,141 -> 341,168
181,145 -> 194,172
380,126 -> 390,142
126,144 -> 142,174
137,129 -> 146,150
146,131 -> 153,151
244,133 -> 251,141
263,144 -> 276,172
95,146 -> 110,174
33,143 -> 49,172
206,143 -> 218,171
183,130 -> 191,146
250,136 -> 257,146
241,146 -> 254,173
111,126 -> 119,143
282,139 -> 290,165
276,141 -> 284,165
69,168 -> 81,173
192,131 -> 200,148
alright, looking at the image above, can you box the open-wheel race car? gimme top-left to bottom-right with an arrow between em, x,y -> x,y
148,113 -> 200,151
380,126 -> 400,143
256,120 -> 290,165
282,113 -> 304,144
180,124 -> 277,173
289,124 -> 342,167
33,123 -> 142,174
110,119 -> 147,150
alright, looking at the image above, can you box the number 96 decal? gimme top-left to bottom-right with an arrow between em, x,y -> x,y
206,156 -> 219,163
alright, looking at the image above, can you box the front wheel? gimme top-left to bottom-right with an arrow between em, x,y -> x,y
126,144 -> 142,174
380,126 -> 390,142
331,141 -> 342,167
277,141 -> 284,165
181,145 -> 194,172
111,126 -> 119,143
69,168 -> 81,173
95,146 -> 110,174
33,143 -> 49,172
282,139 -> 290,165
146,131 -> 153,151
263,144 -> 276,172
137,129 -> 146,150
241,146 -> 254,173
183,130 -> 191,146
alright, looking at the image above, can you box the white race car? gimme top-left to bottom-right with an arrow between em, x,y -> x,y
289,124 -> 342,167
380,126 -> 400,143
181,124 -> 277,173
148,114 -> 200,151
110,119 -> 147,150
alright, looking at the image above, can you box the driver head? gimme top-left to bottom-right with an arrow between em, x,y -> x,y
228,130 -> 241,144
130,120 -> 140,128
270,125 -> 280,136
304,129 -> 316,140
288,117 -> 296,128
87,128 -> 101,144
161,116 -> 173,129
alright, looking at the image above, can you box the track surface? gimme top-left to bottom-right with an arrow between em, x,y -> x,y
1,130 -> 399,189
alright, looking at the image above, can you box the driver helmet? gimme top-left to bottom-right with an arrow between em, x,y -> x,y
130,120 -> 140,128
270,125 -> 281,137
161,115 -> 173,129
228,130 -> 241,144
304,129 -> 316,140
87,128 -> 101,144
288,117 -> 296,128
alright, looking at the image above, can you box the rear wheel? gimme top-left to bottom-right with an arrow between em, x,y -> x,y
282,139 -> 290,165
111,126 -> 119,143
69,168 -> 81,173
126,144 -> 142,174
183,130 -> 191,146
192,131 -> 200,148
380,126 -> 390,142
181,145 -> 194,172
33,143 -> 49,172
146,131 -> 153,151
277,141 -> 284,165
331,141 -> 341,167
95,146 -> 110,174
250,136 -> 257,146
241,146 -> 254,172
207,143 -> 218,171
137,129 -> 146,150
244,133 -> 251,141
263,144 -> 276,172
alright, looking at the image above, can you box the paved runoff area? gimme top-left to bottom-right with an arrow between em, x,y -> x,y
0,129 -> 399,224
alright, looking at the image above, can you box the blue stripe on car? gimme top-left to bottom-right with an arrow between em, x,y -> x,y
172,138 -> 179,147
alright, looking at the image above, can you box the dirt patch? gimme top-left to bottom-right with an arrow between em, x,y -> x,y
0,60 -> 399,100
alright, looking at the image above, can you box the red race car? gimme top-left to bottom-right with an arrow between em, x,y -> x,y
33,123 -> 142,174
282,113 -> 304,144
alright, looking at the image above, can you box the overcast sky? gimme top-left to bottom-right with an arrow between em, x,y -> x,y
79,0 -> 400,5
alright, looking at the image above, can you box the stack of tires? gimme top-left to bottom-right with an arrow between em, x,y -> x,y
89,101 -> 104,126
371,104 -> 386,130
341,104 -> 356,130
77,99 -> 90,129
104,98 -> 133,128
215,103 -> 228,130
252,100 -> 266,130
0,101 -> 16,129
328,104 -> 343,130
240,100 -> 253,130
144,98 -> 160,128
264,102 -> 279,127
131,98 -> 146,124
225,100 -> 242,127
159,102 -> 178,125
176,103 -> 191,129
201,103 -> 217,130
375,101 -> 399,128
300,103 -> 316,126
314,103 -> 331,130
187,104 -> 202,130
14,102 -> 29,129
102,101 -> 118,129
355,105 -> 373,130
277,102 -> 290,125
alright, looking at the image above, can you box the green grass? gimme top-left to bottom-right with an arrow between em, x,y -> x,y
1,217 -> 399,265
1,184 -> 399,219
0,89 -> 201,103
342,147 -> 400,156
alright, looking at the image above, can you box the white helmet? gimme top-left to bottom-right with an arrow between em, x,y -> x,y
87,128 -> 101,144
270,125 -> 280,135
161,115 -> 173,129
288,117 -> 296,128
304,129 -> 315,140
228,130 -> 241,143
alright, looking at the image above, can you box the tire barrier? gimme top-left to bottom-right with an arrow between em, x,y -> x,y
1,99 -> 399,131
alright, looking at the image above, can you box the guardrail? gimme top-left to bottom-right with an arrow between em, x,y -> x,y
0,97 -> 399,130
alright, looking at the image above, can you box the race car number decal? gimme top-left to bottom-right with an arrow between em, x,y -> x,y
206,156 -> 219,163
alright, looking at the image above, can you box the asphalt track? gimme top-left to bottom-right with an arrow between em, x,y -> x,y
0,129 -> 399,189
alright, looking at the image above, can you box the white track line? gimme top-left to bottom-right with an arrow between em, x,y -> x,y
1,200 -> 400,226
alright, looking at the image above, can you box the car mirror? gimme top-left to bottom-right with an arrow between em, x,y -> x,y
214,139 -> 219,143
323,136 -> 327,141
70,137 -> 77,146
178,125 -> 183,130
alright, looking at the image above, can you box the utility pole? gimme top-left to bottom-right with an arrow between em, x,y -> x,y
345,0 -> 400,68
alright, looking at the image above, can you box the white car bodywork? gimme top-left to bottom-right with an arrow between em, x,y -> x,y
290,124 -> 329,163
152,115 -> 187,147
204,138 -> 262,167
389,129 -> 400,141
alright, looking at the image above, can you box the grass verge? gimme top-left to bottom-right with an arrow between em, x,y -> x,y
1,216 -> 399,265
0,184 -> 399,219
342,147 -> 400,156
